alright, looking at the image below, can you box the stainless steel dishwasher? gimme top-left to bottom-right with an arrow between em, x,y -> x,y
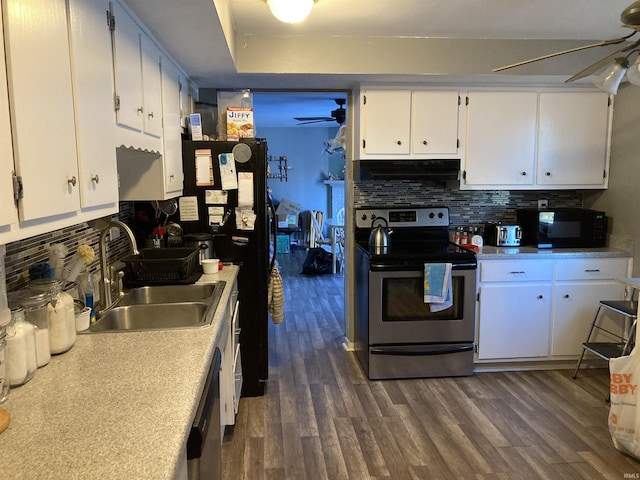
187,348 -> 222,480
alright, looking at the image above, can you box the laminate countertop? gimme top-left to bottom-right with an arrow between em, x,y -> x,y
476,246 -> 632,260
0,265 -> 239,480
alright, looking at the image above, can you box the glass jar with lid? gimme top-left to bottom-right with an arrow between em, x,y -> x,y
6,307 -> 37,387
9,289 -> 51,367
31,279 -> 76,355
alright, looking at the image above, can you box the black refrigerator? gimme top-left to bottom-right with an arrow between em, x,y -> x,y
181,138 -> 274,397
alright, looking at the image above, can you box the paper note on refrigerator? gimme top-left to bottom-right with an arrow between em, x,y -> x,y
205,190 -> 228,204
237,172 -> 254,208
178,196 -> 199,221
218,153 -> 238,190
195,150 -> 214,186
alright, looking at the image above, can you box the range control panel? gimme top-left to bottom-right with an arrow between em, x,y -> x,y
355,207 -> 450,229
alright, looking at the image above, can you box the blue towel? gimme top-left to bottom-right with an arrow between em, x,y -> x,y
424,263 -> 453,312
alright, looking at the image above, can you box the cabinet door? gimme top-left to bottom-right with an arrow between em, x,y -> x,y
68,0 -> 118,208
537,92 -> 610,186
361,90 -> 411,155
140,33 -> 163,138
464,91 -> 537,187
4,0 -> 80,221
552,281 -> 626,357
112,0 -> 143,131
477,283 -> 552,359
161,58 -> 184,194
411,91 -> 459,155
0,8 -> 18,228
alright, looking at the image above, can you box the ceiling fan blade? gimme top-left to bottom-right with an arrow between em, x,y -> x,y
294,116 -> 333,122
492,33 -> 636,73
297,119 -> 333,125
565,40 -> 640,82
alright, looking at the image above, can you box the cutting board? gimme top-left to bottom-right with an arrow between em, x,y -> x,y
0,407 -> 10,434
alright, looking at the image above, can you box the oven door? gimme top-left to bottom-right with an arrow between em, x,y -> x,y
369,266 -> 476,345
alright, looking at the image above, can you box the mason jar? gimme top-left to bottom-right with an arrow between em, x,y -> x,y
0,323 -> 9,403
6,307 -> 37,387
31,279 -> 77,355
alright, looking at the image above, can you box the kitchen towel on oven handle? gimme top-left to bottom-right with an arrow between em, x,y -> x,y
268,263 -> 284,324
424,263 -> 452,312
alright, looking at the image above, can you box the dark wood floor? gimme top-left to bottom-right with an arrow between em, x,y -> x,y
222,247 -> 640,479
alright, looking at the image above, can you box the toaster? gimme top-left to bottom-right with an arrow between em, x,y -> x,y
484,223 -> 522,247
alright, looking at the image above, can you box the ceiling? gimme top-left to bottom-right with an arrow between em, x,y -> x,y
123,0 -> 636,127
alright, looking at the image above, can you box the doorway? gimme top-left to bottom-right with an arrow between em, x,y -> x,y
253,90 -> 349,341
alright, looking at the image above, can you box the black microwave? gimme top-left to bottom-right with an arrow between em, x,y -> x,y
516,208 -> 607,248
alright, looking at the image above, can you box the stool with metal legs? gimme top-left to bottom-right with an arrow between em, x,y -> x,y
573,299 -> 637,380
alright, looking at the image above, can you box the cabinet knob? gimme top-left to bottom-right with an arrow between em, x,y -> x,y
422,140 -> 428,145
545,171 -> 551,176
396,140 -> 402,145
563,294 -> 570,299
521,171 -> 527,176
91,175 -> 100,184
169,174 -> 175,180
537,295 -> 543,300
67,176 -> 77,187
148,112 -> 154,119
137,106 -> 144,114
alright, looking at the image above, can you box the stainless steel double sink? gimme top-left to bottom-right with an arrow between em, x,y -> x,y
87,282 -> 226,333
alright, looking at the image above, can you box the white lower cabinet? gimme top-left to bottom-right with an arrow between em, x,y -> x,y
220,279 -> 241,431
477,260 -> 553,360
476,256 -> 632,364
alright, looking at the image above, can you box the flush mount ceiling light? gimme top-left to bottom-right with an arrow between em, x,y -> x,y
266,0 -> 317,24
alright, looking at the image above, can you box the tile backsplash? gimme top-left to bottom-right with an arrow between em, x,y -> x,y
4,203 -> 135,292
354,179 -> 583,226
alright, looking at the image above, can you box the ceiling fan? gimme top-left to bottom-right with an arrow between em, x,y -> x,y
294,98 -> 346,125
493,0 -> 640,87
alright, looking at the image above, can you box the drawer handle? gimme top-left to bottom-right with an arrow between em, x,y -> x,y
521,171 -> 527,176
584,269 -> 601,272
509,271 -> 526,274
563,294 -> 570,299
422,140 -> 428,145
545,171 -> 551,176
67,176 -> 77,187
91,174 -> 100,184
537,295 -> 544,300
396,140 -> 402,145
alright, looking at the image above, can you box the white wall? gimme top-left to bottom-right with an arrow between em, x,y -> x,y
259,126 -> 340,216
584,84 -> 640,275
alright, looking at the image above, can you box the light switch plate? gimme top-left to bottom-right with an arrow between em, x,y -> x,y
538,199 -> 548,209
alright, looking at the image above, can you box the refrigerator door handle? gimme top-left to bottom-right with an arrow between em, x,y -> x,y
267,195 -> 277,271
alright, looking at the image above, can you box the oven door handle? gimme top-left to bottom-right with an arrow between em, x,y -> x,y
370,344 -> 474,356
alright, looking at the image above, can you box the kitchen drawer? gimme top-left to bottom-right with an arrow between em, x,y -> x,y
555,257 -> 630,281
479,260 -> 554,282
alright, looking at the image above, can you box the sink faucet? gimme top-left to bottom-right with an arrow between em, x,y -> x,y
99,220 -> 140,311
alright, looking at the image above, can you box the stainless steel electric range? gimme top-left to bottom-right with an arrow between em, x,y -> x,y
354,207 -> 477,380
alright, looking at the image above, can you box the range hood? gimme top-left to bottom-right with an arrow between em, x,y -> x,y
355,159 -> 460,181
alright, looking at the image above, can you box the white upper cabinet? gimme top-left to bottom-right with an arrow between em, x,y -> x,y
111,0 -> 143,132
357,89 -> 461,159
463,91 -> 538,188
161,58 -> 184,195
0,7 -> 18,229
68,0 -> 118,208
360,90 -> 411,155
536,92 -> 610,187
411,90 -> 460,155
3,0 -> 80,221
140,33 -> 163,138
462,89 -> 611,190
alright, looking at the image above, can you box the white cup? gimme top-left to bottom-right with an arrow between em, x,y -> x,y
202,258 -> 220,274
75,307 -> 91,332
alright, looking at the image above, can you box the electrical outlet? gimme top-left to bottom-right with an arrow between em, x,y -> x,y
538,199 -> 548,209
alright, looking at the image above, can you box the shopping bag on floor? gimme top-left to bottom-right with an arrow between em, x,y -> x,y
609,344 -> 640,459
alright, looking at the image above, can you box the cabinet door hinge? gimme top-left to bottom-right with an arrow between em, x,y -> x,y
474,344 -> 479,353
603,169 -> 607,179
114,94 -> 121,112
457,139 -> 460,149
463,170 -> 467,180
362,139 -> 366,149
106,10 -> 115,31
458,95 -> 461,106
465,96 -> 469,106
363,94 -> 367,105
476,291 -> 480,301
12,173 -> 23,204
